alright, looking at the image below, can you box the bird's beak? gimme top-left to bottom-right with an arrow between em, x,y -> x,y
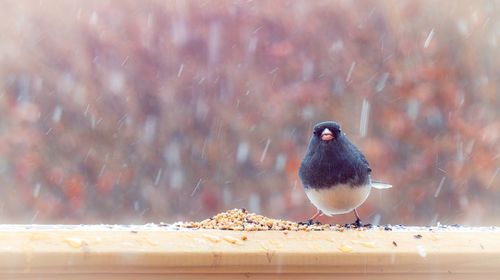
321,128 -> 334,141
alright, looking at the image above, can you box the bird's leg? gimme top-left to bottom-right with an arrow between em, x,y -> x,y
353,209 -> 363,227
307,209 -> 323,225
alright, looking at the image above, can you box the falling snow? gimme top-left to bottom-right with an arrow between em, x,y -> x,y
423,29 -> 435,48
434,177 -> 446,198
346,61 -> 356,82
52,106 -> 63,123
154,168 -> 163,186
0,1 -> 497,226
375,73 -> 389,93
236,142 -> 250,163
260,139 -> 271,163
360,99 -> 370,138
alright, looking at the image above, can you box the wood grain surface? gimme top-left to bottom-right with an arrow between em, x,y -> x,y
0,225 -> 498,279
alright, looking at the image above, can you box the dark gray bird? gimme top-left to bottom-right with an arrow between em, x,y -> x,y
298,121 -> 391,226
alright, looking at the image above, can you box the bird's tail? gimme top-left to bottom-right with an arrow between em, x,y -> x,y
371,180 -> 393,189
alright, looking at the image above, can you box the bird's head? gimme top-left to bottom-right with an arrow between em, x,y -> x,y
312,121 -> 343,143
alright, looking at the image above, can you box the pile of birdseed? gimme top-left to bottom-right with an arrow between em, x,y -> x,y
174,209 -> 498,232
175,208 -> 351,231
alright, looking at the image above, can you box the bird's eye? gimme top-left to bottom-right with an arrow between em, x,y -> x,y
313,127 -> 323,135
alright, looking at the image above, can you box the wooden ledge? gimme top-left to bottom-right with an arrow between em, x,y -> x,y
0,225 -> 499,279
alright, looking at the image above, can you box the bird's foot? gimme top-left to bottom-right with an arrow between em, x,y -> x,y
345,219 -> 373,229
298,219 -> 315,226
298,219 -> 322,226
299,210 -> 324,226
352,218 -> 363,228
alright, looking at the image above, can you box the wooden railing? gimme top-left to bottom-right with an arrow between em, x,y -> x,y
0,225 -> 499,279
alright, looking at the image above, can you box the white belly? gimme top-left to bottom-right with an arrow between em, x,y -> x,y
304,184 -> 371,216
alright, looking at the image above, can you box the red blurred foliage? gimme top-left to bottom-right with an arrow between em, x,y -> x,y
0,0 -> 498,225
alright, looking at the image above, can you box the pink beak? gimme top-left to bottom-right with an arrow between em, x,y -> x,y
321,128 -> 334,141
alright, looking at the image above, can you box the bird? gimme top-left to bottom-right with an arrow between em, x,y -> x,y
298,121 -> 392,226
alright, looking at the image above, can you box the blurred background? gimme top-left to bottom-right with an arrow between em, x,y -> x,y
0,0 -> 498,225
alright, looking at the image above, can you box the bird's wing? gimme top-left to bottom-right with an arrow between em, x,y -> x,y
349,142 -> 372,173
348,139 -> 391,189
371,180 -> 393,189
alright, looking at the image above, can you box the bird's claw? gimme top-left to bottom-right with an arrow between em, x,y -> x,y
298,219 -> 321,226
353,218 -> 363,228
